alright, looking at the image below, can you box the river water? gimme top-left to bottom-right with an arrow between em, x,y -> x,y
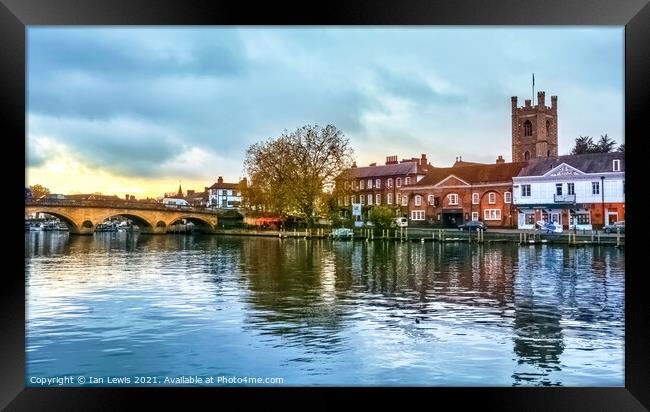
25,231 -> 624,386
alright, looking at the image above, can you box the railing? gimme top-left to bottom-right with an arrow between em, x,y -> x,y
24,198 -> 219,214
553,194 -> 576,203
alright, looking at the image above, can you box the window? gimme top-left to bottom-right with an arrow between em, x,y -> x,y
523,120 -> 532,136
471,212 -> 479,221
401,194 -> 408,206
375,179 -> 381,188
360,180 -> 365,190
484,209 -> 502,221
592,181 -> 600,195
360,195 -> 365,205
222,190 -> 227,196
367,179 -> 372,189
367,194 -> 373,205
567,183 -> 575,195
375,193 -> 381,205
472,193 -> 479,204
396,178 -> 402,187
344,181 -> 349,190
353,180 -> 357,190
428,195 -> 435,205
415,195 -> 422,206
410,210 -> 425,220
396,193 -> 401,205
448,194 -> 458,205
521,184 -> 531,197
344,197 -> 349,206
338,198 -> 343,206
613,159 -> 620,171
387,193 -> 393,204
556,183 -> 563,196
504,192 -> 512,203
576,214 -> 590,224
405,177 -> 411,185
387,178 -> 393,188
546,120 -> 550,137
350,195 -> 355,204
488,192 -> 496,204
525,214 -> 535,224
524,151 -> 530,161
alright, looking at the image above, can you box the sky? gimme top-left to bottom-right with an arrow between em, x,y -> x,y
26,27 -> 624,198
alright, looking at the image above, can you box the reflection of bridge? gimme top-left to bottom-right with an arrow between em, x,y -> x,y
25,199 -> 218,235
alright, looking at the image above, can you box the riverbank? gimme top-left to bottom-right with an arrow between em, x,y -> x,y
211,227 -> 625,247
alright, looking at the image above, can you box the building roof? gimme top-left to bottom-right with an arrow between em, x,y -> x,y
452,160 -> 489,168
516,152 -> 625,177
413,162 -> 528,187
341,161 -> 420,179
209,182 -> 238,190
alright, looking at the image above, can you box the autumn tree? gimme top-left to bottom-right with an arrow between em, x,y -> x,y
30,184 -> 50,198
244,124 -> 355,227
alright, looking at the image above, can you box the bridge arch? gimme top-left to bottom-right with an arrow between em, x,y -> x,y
95,213 -> 156,233
27,209 -> 79,232
168,216 -> 216,234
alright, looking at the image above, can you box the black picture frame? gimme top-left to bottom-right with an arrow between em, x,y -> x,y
4,0 -> 648,409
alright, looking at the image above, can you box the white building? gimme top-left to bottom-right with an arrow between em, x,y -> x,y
513,152 -> 624,230
207,176 -> 245,209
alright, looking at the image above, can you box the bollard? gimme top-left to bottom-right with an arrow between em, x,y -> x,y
616,227 -> 620,247
597,230 -> 601,244
591,230 -> 594,242
405,228 -> 408,241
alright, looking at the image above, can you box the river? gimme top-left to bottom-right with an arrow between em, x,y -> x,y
25,231 -> 625,386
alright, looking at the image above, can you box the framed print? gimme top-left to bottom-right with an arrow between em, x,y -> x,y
3,0 -> 649,409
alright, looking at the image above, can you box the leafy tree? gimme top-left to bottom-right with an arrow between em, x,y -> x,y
570,136 -> 595,155
596,134 -> 616,153
30,184 -> 50,198
368,205 -> 398,229
244,124 -> 354,227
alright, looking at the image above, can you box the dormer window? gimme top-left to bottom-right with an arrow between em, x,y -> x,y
613,159 -> 621,171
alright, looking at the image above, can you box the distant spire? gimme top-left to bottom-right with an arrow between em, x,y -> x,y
177,183 -> 183,197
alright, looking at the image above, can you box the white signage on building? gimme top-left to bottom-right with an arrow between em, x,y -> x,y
352,203 -> 362,216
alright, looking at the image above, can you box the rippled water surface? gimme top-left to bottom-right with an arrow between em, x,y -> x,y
26,232 -> 624,386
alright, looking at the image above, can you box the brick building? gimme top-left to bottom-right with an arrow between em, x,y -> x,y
336,154 -> 431,219
399,157 -> 527,228
511,91 -> 558,162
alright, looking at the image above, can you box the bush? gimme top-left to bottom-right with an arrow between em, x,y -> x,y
368,206 -> 397,229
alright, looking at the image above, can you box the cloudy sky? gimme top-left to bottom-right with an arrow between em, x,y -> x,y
26,27 -> 623,198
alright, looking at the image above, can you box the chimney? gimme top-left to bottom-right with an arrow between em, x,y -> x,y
351,161 -> 357,168
537,91 -> 545,107
217,176 -> 223,184
204,187 -> 209,192
125,194 -> 129,200
420,153 -> 427,166
459,155 -> 462,162
385,155 -> 398,165
496,155 -> 505,164
525,99 -> 531,107
369,162 -> 377,167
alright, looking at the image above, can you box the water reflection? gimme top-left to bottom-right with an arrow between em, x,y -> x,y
25,232 -> 624,386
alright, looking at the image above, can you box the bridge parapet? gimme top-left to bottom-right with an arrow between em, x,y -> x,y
25,199 -> 218,215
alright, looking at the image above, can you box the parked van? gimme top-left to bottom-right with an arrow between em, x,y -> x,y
394,217 -> 408,228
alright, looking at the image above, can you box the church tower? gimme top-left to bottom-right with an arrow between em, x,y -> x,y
511,91 -> 558,162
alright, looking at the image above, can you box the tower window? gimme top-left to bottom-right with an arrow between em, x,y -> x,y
546,120 -> 550,137
523,120 -> 532,137
524,151 -> 530,161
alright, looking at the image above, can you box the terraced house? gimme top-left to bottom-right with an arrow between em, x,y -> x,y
399,157 -> 526,228
337,154 -> 431,219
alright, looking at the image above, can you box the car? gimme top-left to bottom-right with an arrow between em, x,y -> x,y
457,221 -> 487,231
535,220 -> 563,234
603,221 -> 624,234
330,228 -> 354,239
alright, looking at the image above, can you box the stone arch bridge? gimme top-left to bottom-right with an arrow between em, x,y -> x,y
25,199 -> 219,235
